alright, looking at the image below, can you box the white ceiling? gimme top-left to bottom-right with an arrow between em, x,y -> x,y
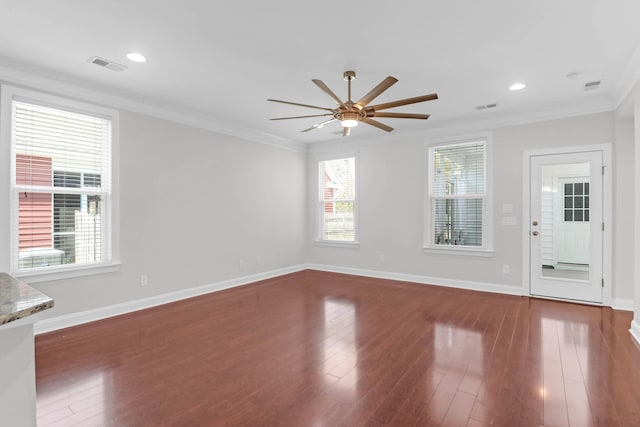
1,1 -> 640,145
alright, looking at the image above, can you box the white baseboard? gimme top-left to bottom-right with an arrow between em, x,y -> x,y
631,320 -> 640,346
34,264 -> 308,335
611,298 -> 634,311
34,262 -> 634,335
306,263 -> 525,297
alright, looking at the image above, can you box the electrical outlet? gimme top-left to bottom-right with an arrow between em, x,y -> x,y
502,265 -> 510,275
256,255 -> 262,265
239,259 -> 245,269
140,274 -> 148,286
378,255 -> 385,263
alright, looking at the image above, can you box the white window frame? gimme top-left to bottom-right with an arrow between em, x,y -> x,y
424,135 -> 494,257
315,153 -> 359,248
0,85 -> 120,282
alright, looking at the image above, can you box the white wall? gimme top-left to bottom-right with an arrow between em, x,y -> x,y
613,118 -> 635,302
634,89 -> 640,334
307,112 -> 635,302
3,108 -> 308,320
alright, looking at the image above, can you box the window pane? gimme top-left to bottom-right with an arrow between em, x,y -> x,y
433,198 -> 483,246
585,210 -> 589,221
564,183 -> 573,195
575,196 -> 583,208
565,210 -> 573,221
564,197 -> 573,208
320,158 -> 355,200
17,192 -> 101,268
322,201 -> 354,241
432,142 -> 484,196
574,209 -> 583,221
574,183 -> 583,195
14,102 -> 107,181
585,182 -> 589,195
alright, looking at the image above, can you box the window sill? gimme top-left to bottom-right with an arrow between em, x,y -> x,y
13,262 -> 121,284
314,240 -> 360,249
422,246 -> 494,257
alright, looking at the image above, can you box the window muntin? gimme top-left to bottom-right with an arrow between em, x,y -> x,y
318,157 -> 356,242
429,141 -> 486,248
11,99 -> 112,272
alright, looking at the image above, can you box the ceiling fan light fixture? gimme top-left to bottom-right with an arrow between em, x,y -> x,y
341,111 -> 359,128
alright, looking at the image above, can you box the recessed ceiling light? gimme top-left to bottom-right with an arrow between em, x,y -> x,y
566,72 -> 580,79
126,52 -> 146,63
509,82 -> 526,91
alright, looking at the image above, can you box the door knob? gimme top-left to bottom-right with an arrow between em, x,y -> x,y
532,231 -> 539,236
532,221 -> 538,226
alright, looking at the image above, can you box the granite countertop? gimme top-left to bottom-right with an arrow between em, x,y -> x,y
0,273 -> 54,326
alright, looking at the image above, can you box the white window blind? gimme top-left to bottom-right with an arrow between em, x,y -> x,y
319,157 -> 356,242
430,141 -> 485,247
11,99 -> 112,271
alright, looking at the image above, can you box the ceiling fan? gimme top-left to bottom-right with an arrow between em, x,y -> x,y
268,71 -> 438,136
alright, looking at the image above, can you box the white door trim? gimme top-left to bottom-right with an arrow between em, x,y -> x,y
522,143 -> 613,306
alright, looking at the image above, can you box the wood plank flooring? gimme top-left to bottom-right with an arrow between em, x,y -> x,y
35,270 -> 640,426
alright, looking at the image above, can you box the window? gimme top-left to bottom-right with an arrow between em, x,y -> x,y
426,139 -> 491,253
563,181 -> 589,222
2,85 -> 118,277
318,156 -> 357,243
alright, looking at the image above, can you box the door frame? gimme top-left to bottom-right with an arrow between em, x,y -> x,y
522,144 -> 612,306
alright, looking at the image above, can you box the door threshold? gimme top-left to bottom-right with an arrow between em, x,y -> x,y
529,294 -> 604,307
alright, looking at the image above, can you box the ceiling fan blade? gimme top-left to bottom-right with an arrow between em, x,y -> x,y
343,127 -> 351,136
368,93 -> 438,111
301,118 -> 337,132
270,114 -> 333,121
362,118 -> 394,132
356,76 -> 398,108
267,99 -> 334,112
368,112 -> 430,119
312,79 -> 347,108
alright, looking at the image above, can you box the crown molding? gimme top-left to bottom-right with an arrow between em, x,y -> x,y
0,63 -> 305,153
307,97 -> 615,154
0,59 -> 624,155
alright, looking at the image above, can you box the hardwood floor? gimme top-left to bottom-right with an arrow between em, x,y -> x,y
35,270 -> 640,426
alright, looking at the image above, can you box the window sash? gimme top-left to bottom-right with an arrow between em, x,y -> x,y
432,197 -> 484,247
430,141 -> 486,197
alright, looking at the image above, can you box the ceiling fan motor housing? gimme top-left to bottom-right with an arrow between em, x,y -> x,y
343,70 -> 356,81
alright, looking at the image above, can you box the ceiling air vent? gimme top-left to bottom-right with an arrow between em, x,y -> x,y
88,56 -> 127,72
476,103 -> 497,110
584,80 -> 601,91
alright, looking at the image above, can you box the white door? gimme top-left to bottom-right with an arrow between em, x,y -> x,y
529,151 -> 603,303
555,176 -> 590,265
